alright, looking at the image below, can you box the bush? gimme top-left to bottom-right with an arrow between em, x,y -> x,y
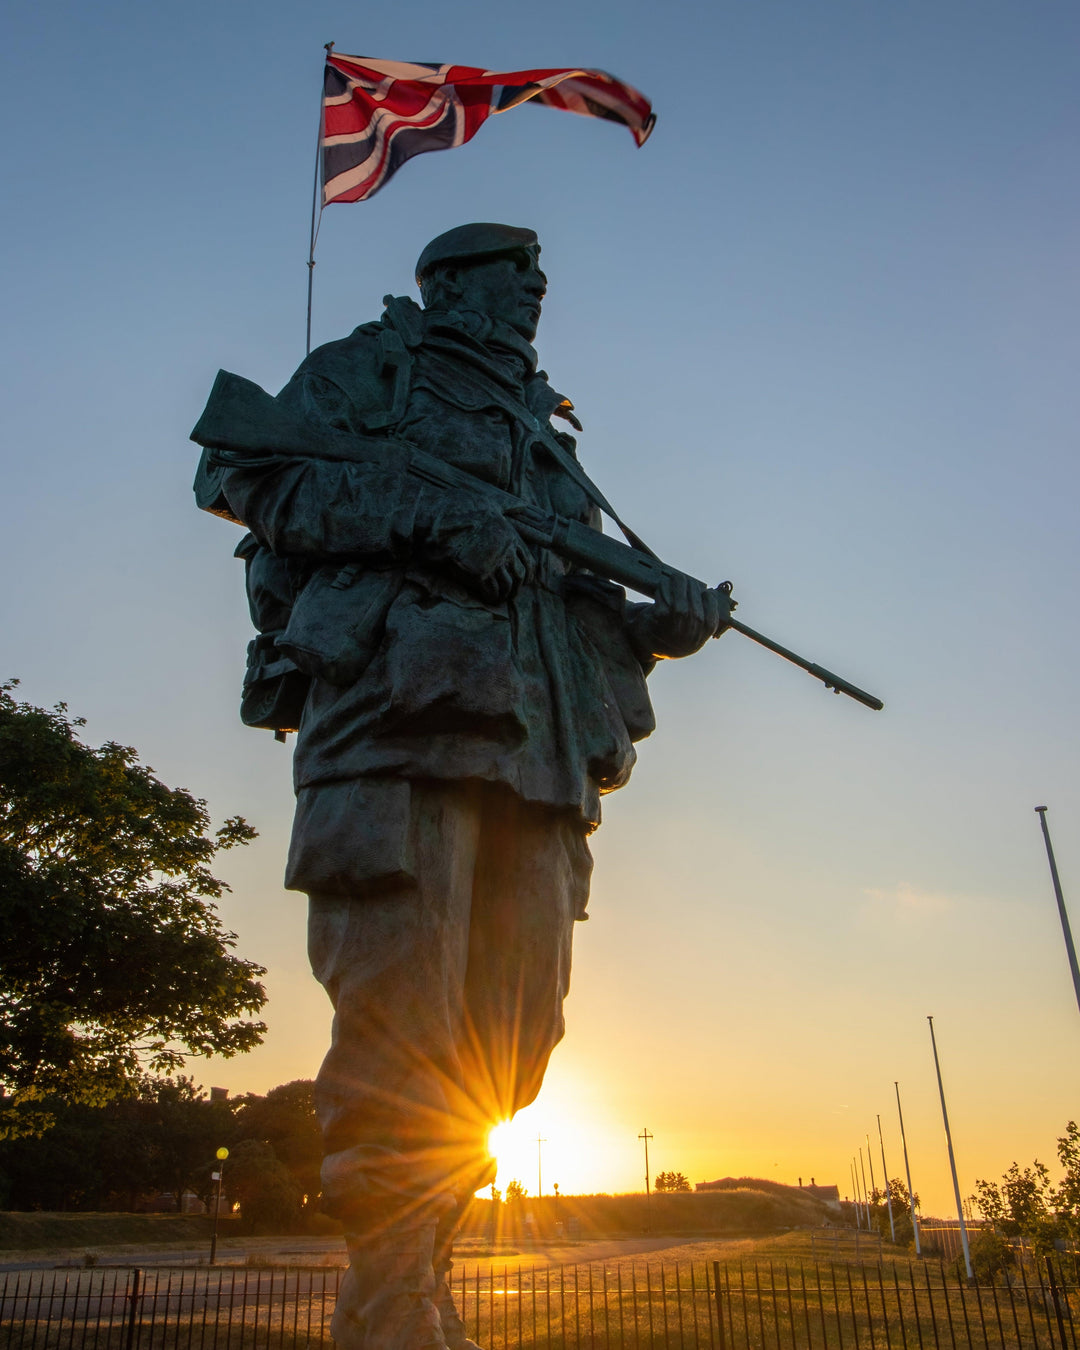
226,1139 -> 302,1235
954,1229 -> 1015,1283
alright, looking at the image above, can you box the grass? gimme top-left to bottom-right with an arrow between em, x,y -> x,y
0,1211 -> 217,1255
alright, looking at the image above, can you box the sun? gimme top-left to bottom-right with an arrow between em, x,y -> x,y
483,1113 -> 563,1198
485,1117 -> 539,1195
487,1121 -> 515,1166
479,1074 -> 623,1198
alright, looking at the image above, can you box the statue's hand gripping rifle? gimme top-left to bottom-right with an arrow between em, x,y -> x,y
191,370 -> 884,712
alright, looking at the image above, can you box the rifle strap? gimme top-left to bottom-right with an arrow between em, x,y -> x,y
533,431 -> 660,561
383,299 -> 661,563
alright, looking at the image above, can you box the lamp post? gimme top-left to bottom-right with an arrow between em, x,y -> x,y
209,1147 -> 229,1265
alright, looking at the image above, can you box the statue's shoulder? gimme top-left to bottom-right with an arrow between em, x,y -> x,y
292,320 -> 388,390
281,298 -> 424,431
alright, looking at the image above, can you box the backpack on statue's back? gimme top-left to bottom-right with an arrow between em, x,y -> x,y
191,297 -> 426,738
233,533 -> 311,738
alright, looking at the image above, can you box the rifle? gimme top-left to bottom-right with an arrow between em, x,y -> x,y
191,370 -> 884,712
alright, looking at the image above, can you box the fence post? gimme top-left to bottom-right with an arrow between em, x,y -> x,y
1044,1257 -> 1069,1350
125,1269 -> 141,1350
712,1263 -> 726,1350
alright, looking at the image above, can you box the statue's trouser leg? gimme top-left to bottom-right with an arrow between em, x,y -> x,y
433,784 -> 591,1349
307,780 -> 591,1349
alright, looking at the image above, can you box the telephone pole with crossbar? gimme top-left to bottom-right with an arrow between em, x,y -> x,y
639,1127 -> 653,1198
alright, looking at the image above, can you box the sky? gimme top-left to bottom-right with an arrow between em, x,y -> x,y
2,1 -> 1078,1217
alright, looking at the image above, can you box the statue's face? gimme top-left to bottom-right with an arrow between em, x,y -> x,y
454,251 -> 548,341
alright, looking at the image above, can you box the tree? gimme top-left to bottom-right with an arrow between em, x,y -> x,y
0,681 -> 267,1137
868,1177 -> 919,1246
654,1171 -> 691,1193
232,1080 -> 322,1210
0,1074 -> 236,1211
974,1129 -> 1080,1255
225,1138 -> 303,1234
1054,1120 -> 1080,1243
147,1077 -> 237,1211
505,1179 -> 527,1202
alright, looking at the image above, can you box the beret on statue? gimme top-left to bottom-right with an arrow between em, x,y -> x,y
415,223 -> 539,283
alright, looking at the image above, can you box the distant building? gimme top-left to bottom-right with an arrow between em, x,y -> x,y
800,1180 -> 842,1212
209,1086 -> 229,1102
145,1190 -> 207,1214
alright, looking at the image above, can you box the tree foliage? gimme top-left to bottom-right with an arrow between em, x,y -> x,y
974,1123 -> 1080,1254
654,1170 -> 691,1193
0,682 -> 267,1136
504,1179 -> 527,1202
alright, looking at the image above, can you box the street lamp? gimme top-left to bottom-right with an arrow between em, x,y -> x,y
209,1147 -> 229,1265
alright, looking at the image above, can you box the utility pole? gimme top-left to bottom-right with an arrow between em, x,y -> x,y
639,1127 -> 653,1229
639,1128 -> 653,1197
894,1081 -> 921,1256
1035,807 -> 1080,1016
877,1114 -> 896,1243
637,1128 -> 653,1193
928,1016 -> 973,1281
536,1134 -> 547,1201
850,1160 -> 862,1229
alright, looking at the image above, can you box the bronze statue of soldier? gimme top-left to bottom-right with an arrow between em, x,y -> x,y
197,223 -> 727,1349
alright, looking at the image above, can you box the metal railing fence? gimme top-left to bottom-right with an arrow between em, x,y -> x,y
1,1254 -> 1078,1350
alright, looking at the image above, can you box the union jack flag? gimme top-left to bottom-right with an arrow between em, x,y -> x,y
321,53 -> 656,205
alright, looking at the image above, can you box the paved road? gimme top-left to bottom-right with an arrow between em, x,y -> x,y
0,1233 -> 718,1274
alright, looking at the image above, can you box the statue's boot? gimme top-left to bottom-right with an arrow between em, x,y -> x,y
332,1218 -> 448,1350
433,1216 -> 483,1350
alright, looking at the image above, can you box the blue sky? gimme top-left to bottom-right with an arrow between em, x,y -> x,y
3,1 -> 1078,1212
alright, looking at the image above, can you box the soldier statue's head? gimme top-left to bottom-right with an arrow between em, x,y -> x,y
415,222 -> 547,342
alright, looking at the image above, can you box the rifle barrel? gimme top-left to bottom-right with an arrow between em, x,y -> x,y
726,619 -> 884,711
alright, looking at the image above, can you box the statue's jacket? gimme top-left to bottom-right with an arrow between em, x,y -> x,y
221,299 -> 657,897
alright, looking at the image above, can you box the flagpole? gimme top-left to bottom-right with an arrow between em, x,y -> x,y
877,1113 -> 896,1244
894,1081 -> 921,1257
927,1016 -> 973,1281
306,41 -> 334,356
1035,806 -> 1080,1016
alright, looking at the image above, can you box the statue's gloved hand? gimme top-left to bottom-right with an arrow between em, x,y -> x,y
427,493 -> 534,603
629,572 -> 729,660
